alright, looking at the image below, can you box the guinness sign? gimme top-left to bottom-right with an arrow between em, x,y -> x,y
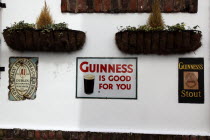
178,58 -> 204,104
9,57 -> 38,101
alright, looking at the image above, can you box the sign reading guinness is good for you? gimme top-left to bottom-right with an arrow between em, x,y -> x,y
76,57 -> 137,99
9,57 -> 38,101
178,58 -> 204,104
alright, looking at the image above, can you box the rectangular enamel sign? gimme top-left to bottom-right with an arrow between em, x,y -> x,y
178,58 -> 204,104
76,57 -> 138,99
9,57 -> 38,101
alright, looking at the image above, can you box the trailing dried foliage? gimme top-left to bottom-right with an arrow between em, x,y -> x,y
36,1 -> 54,29
117,23 -> 201,33
147,0 -> 164,29
6,21 -> 35,33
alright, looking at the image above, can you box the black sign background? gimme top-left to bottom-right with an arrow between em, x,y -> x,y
179,58 -> 204,104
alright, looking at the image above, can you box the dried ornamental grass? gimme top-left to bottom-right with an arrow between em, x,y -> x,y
36,1 -> 53,29
147,0 -> 164,29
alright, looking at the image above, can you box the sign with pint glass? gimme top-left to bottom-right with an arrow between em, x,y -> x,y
76,57 -> 137,99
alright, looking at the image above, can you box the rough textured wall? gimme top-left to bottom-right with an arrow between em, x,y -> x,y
0,129 -> 209,139
61,0 -> 198,13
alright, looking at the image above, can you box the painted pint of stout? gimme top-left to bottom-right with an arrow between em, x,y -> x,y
84,74 -> 95,94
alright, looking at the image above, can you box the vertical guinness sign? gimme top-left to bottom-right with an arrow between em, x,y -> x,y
178,58 -> 204,104
9,57 -> 38,101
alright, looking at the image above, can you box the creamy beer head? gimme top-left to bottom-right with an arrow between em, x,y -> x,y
84,74 -> 95,80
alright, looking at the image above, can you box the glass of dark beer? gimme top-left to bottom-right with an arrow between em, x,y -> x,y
84,74 -> 95,94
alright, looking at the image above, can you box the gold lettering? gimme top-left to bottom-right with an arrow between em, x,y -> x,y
179,62 -> 203,70
181,90 -> 186,97
181,90 -> 202,98
179,62 -> 184,69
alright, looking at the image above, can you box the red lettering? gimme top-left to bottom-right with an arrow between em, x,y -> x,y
108,64 -> 115,73
97,64 -> 99,72
116,84 -> 131,90
127,65 -> 133,73
80,62 -> 134,73
90,64 -> 96,72
99,83 -> 113,90
99,75 -> 106,81
116,64 -> 121,73
108,75 -> 131,81
80,61 -> 89,72
99,83 -> 103,89
121,64 -> 127,73
100,64 -> 107,73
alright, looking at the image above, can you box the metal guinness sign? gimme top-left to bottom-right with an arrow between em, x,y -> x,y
178,58 -> 204,104
76,57 -> 137,99
9,57 -> 38,101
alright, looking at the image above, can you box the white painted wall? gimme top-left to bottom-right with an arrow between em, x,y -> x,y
0,0 -> 210,136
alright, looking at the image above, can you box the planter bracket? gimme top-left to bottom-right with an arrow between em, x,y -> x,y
0,67 -> 5,79
0,67 -> 5,72
0,2 -> 6,8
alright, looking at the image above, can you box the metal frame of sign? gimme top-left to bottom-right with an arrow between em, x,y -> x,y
76,57 -> 138,100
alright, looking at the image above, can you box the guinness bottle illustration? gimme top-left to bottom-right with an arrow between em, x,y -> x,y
84,74 -> 95,94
